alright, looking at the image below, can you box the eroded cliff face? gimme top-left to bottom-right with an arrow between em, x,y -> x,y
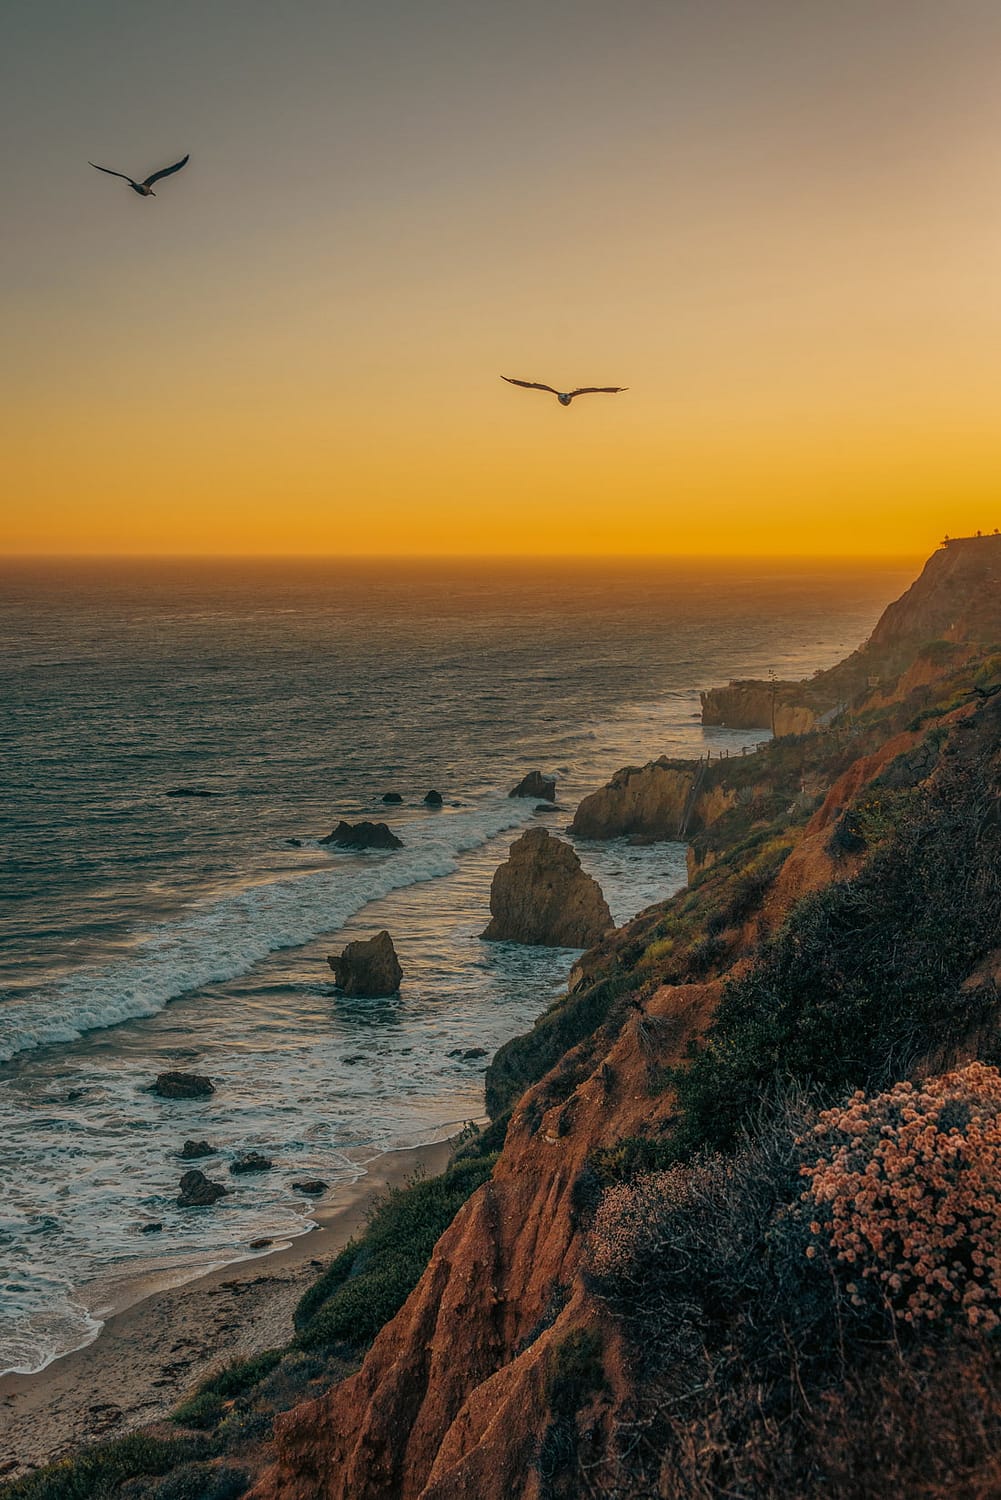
699,682 -> 820,734
255,706 -> 999,1500
249,548 -> 1001,1500
568,758 -> 695,840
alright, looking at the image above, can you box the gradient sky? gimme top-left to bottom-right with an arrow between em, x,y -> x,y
4,0 -> 1001,557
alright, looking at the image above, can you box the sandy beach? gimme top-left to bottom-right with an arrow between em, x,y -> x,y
0,1135 -> 455,1478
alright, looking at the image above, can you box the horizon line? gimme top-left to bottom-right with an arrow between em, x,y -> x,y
0,550 -> 928,564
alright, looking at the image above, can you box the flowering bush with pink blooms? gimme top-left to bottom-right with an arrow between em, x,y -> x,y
801,1062 -> 1001,1329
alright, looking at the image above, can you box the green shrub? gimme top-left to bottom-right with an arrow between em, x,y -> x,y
0,1436 -> 210,1500
294,1154 -> 497,1351
485,978 -> 626,1120
671,732 -> 1001,1158
172,1350 -> 282,1430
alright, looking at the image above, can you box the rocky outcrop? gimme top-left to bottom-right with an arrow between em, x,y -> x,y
230,1152 -> 273,1175
319,821 -> 403,850
508,771 -> 556,802
570,757 -> 697,840
179,1139 -> 215,1159
177,1170 -> 228,1207
700,681 -> 819,734
424,790 -> 444,807
481,828 -> 612,947
328,931 -> 403,996
152,1072 -> 215,1100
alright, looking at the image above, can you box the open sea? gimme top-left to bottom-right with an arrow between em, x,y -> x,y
0,556 -> 913,1376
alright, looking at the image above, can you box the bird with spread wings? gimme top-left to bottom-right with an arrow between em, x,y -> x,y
88,154 -> 190,197
501,376 -> 627,407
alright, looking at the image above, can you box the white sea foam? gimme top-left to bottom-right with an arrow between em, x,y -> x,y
0,801 -> 535,1064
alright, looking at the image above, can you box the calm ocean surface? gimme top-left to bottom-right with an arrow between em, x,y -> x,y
0,557 -> 912,1374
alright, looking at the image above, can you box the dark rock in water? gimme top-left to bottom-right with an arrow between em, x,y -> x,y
534,803 -> 560,814
66,1088 -> 88,1102
449,1046 -> 489,1061
293,1179 -> 329,1195
140,1221 -> 163,1234
342,1054 -> 365,1065
180,1139 -> 215,1159
482,827 -> 613,947
249,1237 -> 273,1250
381,792 -> 404,804
177,1170 -> 228,1207
285,838 -> 303,847
328,930 -> 402,997
152,1072 -> 215,1100
423,789 -> 444,807
319,820 -> 404,850
230,1151 -> 273,1174
165,788 -> 218,798
509,771 -> 556,802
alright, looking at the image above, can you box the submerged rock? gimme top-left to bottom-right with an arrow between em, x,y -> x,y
152,1072 -> 215,1100
165,788 -> 218,798
293,1179 -> 329,1195
179,1139 -> 215,1159
381,792 -> 404,804
423,789 -> 444,807
482,828 -> 613,948
177,1170 -> 228,1207
328,930 -> 403,997
319,820 -> 404,850
448,1047 -> 489,1061
509,771 -> 556,802
230,1152 -> 273,1175
250,1237 -> 273,1250
140,1221 -> 163,1234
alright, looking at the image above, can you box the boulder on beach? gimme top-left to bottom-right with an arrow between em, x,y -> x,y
293,1179 -> 329,1195
482,827 -> 613,948
152,1072 -> 215,1100
230,1152 -> 273,1175
319,820 -> 404,850
328,930 -> 403,997
509,771 -> 556,802
179,1139 -> 215,1159
381,792 -> 404,804
177,1170 -> 229,1207
423,789 -> 444,807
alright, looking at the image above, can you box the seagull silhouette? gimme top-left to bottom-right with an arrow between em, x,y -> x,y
501,376 -> 627,407
88,153 -> 190,197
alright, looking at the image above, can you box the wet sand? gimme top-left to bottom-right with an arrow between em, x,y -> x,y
0,1135 -> 455,1477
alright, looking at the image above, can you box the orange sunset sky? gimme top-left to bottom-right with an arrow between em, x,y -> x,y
3,1 -> 1001,558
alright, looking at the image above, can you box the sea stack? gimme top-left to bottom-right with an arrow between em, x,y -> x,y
482,828 -> 612,947
328,930 -> 403,997
508,770 -> 557,802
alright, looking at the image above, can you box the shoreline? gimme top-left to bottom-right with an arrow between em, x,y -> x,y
0,1133 -> 456,1477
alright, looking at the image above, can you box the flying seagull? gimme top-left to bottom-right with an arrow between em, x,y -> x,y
88,153 -> 190,197
501,376 -> 627,407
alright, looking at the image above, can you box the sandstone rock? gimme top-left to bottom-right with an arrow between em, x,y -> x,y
381,792 -> 404,804
293,1179 -> 329,1195
423,789 -> 444,807
482,828 -> 612,947
328,930 -> 403,996
319,820 -> 403,850
152,1072 -> 215,1100
230,1152 -> 273,1174
177,1170 -> 228,1207
179,1139 -> 215,1159
508,771 -> 556,802
570,758 -> 697,840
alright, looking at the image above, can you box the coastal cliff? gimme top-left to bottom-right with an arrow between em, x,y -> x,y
700,533 -> 1001,733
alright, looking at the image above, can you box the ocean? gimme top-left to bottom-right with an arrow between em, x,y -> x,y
0,556 -> 912,1376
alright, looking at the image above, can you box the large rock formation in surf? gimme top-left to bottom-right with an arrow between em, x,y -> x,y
508,770 -> 556,802
570,757 -> 700,840
481,828 -> 611,947
328,930 -> 403,996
